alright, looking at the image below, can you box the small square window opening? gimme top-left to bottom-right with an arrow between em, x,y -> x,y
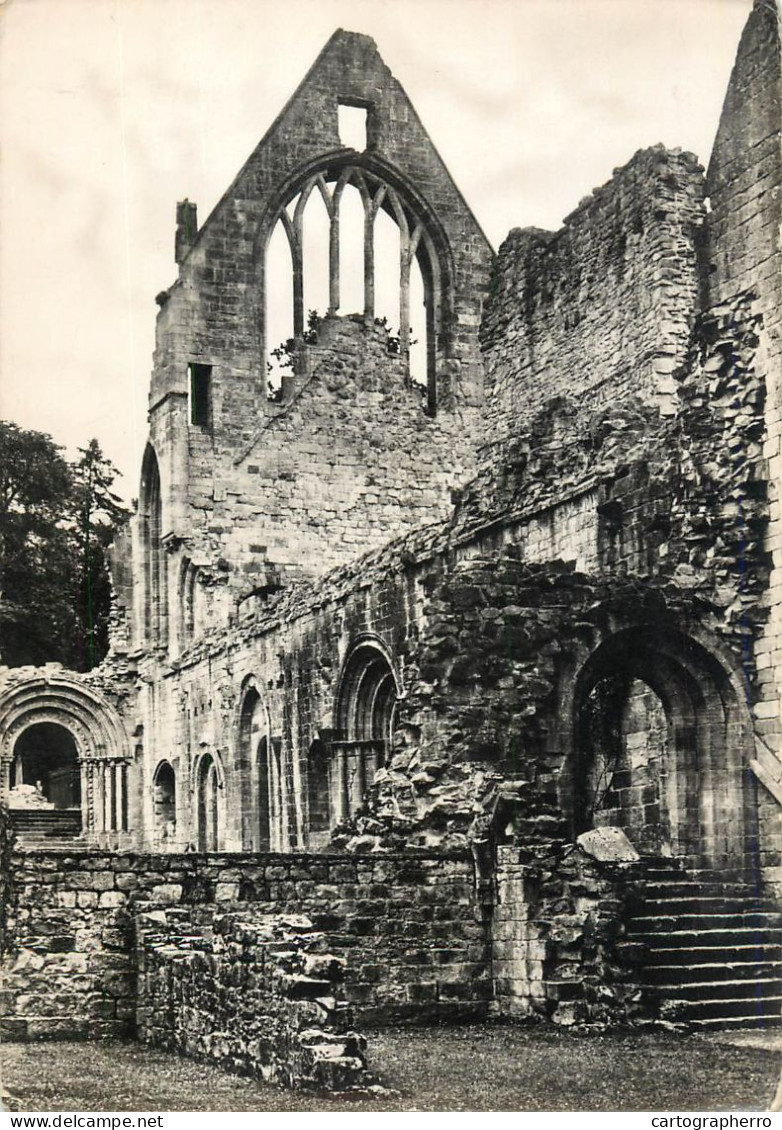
338,104 -> 367,151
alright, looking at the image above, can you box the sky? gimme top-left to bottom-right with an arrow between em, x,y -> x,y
0,0 -> 754,501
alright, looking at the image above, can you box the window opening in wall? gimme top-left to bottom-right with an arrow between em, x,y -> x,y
307,739 -> 330,842
338,182 -> 366,314
189,363 -> 212,428
373,205 -> 405,356
338,103 -> 367,151
302,186 -> 331,319
409,254 -> 427,394
140,445 -> 167,647
266,220 -> 296,400
263,165 -> 444,413
239,687 -> 282,850
180,561 -> 196,648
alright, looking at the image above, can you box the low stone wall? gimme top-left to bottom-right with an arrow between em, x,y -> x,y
0,848 -> 488,1041
136,907 -> 371,1090
493,844 -> 646,1027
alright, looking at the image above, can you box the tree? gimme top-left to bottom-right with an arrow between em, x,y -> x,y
0,423 -> 130,670
70,440 -> 130,670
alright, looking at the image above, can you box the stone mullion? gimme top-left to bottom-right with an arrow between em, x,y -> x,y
278,211 -> 303,343
364,186 -> 386,324
291,230 -> 304,344
399,239 -> 411,354
363,208 -> 374,321
334,745 -> 348,823
330,170 -> 353,315
329,208 -> 340,313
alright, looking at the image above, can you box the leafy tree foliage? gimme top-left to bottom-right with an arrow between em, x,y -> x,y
0,423 -> 130,670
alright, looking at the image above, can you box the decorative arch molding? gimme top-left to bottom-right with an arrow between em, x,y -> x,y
0,671 -> 133,838
315,635 -> 402,833
190,747 -> 227,793
0,673 -> 132,768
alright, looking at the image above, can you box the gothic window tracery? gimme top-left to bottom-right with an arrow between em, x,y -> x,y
264,164 -> 440,411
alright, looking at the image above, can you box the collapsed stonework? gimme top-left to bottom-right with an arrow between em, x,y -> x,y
2,1 -> 782,1085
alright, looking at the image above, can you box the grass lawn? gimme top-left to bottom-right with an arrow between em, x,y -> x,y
1,1024 -> 780,1112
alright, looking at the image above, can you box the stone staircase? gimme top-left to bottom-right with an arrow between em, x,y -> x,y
626,864 -> 782,1029
8,808 -> 82,846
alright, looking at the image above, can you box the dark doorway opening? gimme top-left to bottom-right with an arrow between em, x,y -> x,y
13,722 -> 81,808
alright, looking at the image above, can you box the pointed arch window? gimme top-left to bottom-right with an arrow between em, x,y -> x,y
140,445 -> 167,647
263,164 -> 445,413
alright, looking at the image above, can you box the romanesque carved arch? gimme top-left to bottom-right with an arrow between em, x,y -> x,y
0,671 -> 133,837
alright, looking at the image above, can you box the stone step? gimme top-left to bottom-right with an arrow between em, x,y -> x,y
638,895 -> 780,915
9,809 -> 82,834
645,978 -> 781,1003
640,942 -> 782,966
658,995 -> 782,1023
641,881 -> 767,899
628,911 -> 782,933
644,960 -> 782,985
687,1012 -> 782,1031
628,926 -> 782,950
625,864 -> 782,1030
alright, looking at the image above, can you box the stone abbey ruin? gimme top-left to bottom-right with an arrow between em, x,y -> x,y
1,0 -> 782,1090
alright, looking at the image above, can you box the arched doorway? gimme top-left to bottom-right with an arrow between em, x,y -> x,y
196,753 -> 221,852
570,628 -> 755,872
12,722 -> 81,809
578,674 -> 673,857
